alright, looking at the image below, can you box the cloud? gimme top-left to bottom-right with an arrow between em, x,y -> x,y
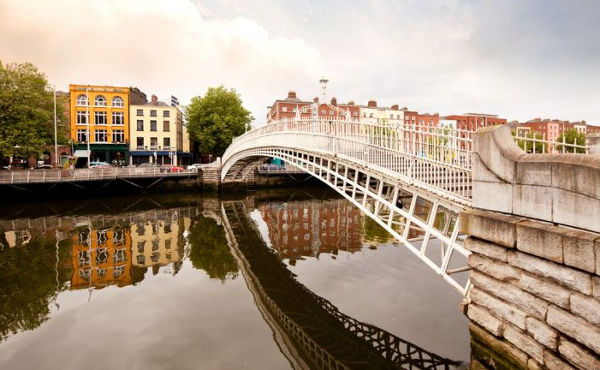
0,0 -> 322,123
1,0 -> 599,123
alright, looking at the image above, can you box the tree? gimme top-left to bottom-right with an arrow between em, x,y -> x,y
0,61 -> 65,161
185,86 -> 253,156
557,129 -> 587,153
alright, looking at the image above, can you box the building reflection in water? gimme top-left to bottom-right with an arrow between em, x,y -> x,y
0,207 -> 196,341
259,199 -> 391,263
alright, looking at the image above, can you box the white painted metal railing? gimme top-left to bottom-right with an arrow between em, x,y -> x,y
512,131 -> 591,154
224,118 -> 476,205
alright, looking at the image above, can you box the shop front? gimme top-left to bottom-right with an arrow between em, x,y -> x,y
73,144 -> 129,167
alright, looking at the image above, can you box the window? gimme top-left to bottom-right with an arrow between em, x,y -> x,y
150,110 -> 157,117
136,109 -> 143,116
369,113 -> 373,118
77,129 -> 88,142
390,114 -> 393,119
112,130 -> 124,143
163,137 -> 170,149
112,96 -> 124,107
150,120 -> 157,131
95,129 -> 107,142
282,106 -> 288,112
352,111 -> 358,116
163,110 -> 170,117
292,107 -> 297,112
163,121 -> 170,132
321,109 -> 326,115
76,94 -> 88,106
136,120 -> 144,131
329,110 -> 334,115
150,137 -> 158,149
112,112 -> 124,125
76,111 -> 89,124
95,111 -> 107,125
94,95 -> 106,106
136,137 -> 144,149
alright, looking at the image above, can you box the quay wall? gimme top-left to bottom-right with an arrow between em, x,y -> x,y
462,125 -> 600,369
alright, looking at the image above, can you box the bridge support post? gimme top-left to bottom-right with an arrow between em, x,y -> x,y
462,125 -> 600,369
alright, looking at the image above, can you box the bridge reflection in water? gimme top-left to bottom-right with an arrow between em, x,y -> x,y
0,193 -> 465,369
218,199 -> 464,369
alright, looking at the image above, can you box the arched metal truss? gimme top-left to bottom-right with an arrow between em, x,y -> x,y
221,118 -> 475,294
224,146 -> 470,294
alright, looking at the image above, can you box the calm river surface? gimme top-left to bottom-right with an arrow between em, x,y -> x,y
0,188 -> 469,369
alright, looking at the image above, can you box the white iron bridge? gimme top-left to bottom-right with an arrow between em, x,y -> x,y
220,118 -> 592,296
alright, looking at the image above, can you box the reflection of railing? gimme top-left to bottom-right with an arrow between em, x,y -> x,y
221,200 -> 463,369
0,167 -> 195,184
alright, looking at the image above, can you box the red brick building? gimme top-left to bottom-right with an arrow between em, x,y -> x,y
515,118 -> 586,142
443,113 -> 507,131
267,91 -> 360,123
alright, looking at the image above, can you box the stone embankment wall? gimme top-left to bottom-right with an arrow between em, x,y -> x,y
461,210 -> 600,369
463,125 -> 600,369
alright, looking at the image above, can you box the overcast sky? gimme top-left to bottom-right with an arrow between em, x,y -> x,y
1,0 -> 599,125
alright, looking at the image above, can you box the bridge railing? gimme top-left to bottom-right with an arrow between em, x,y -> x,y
225,118 -> 476,204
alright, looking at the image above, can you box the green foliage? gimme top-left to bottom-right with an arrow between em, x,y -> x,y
513,130 -> 545,153
557,129 -> 587,153
185,86 -> 253,155
0,236 -> 72,341
0,61 -> 66,159
187,216 -> 238,281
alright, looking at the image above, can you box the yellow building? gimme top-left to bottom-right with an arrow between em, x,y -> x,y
69,84 -> 146,166
129,94 -> 191,165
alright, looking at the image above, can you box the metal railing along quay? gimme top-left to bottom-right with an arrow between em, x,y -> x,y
0,167 -> 196,185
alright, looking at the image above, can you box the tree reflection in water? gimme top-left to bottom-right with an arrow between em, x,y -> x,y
187,216 -> 239,281
0,236 -> 72,341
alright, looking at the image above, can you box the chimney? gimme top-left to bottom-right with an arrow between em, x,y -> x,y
368,100 -> 377,108
287,91 -> 297,99
391,104 -> 399,110
313,97 -> 319,103
151,94 -> 158,105
330,97 -> 337,106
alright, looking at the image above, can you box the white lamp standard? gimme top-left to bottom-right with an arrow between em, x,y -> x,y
53,85 -> 58,167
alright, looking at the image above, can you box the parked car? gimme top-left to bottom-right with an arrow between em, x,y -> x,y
90,161 -> 110,168
187,163 -> 202,172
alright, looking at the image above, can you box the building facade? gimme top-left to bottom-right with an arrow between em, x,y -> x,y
267,91 -> 360,123
443,113 -> 507,131
129,95 -> 190,165
69,84 -> 146,166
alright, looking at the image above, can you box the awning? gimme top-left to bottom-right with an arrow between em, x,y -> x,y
73,150 -> 89,157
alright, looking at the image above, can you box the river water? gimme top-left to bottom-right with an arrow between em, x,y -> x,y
0,188 -> 469,369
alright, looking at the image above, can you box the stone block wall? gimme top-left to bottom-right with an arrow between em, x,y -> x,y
461,209 -> 600,369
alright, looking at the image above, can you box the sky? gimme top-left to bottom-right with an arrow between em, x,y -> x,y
1,0 -> 599,125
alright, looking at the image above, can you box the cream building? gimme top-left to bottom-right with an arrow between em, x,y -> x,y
129,95 -> 190,165
358,100 -> 407,126
130,212 -> 184,271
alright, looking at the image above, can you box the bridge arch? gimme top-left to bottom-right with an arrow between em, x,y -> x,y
221,119 -> 473,294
